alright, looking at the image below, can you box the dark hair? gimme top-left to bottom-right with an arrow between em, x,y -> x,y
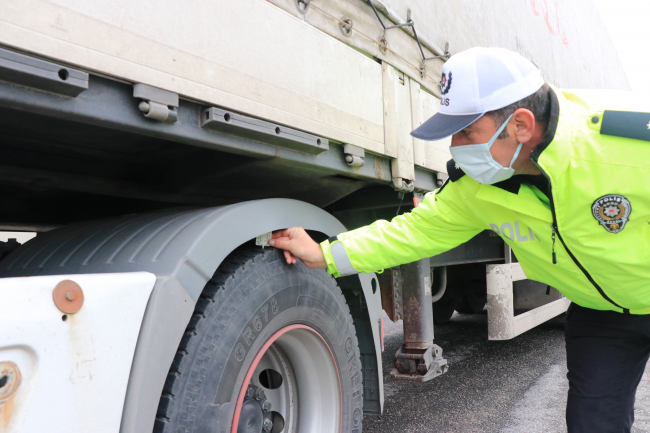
485,83 -> 551,139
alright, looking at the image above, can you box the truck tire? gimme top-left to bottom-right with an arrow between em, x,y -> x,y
154,247 -> 364,433
455,293 -> 486,314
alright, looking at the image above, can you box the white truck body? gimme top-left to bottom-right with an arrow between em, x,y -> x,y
1,0 -> 627,186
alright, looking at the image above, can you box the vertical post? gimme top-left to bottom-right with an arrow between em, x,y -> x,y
401,258 -> 434,349
486,264 -> 515,340
391,257 -> 448,381
504,243 -> 512,264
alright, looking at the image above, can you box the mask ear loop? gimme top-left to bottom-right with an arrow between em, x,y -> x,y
508,142 -> 524,168
485,112 -> 523,169
486,113 -> 514,151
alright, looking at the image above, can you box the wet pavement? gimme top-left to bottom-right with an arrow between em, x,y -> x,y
364,312 -> 650,433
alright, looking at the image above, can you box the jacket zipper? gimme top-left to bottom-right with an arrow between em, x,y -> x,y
533,161 -> 629,313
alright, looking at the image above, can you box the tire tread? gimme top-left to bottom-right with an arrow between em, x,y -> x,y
154,246 -> 362,433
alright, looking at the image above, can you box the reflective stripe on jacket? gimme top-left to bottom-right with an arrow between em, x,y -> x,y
321,86 -> 650,314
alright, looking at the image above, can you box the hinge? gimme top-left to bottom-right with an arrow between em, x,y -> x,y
133,84 -> 179,123
343,144 -> 365,168
392,177 -> 415,193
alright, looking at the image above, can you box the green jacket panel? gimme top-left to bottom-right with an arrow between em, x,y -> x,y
322,86 -> 650,314
534,88 -> 650,312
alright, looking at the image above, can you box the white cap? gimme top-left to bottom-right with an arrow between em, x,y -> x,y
411,47 -> 545,141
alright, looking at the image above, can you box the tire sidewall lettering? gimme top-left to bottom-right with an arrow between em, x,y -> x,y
230,285 -> 300,367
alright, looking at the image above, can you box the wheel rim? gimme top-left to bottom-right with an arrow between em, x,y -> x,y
232,324 -> 342,433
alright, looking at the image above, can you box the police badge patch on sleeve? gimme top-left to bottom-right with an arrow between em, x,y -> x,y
592,194 -> 632,234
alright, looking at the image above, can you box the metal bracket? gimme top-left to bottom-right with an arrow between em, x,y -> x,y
255,232 -> 272,248
343,144 -> 365,168
487,262 -> 570,340
0,47 -> 88,97
201,107 -> 328,155
391,344 -> 448,382
377,268 -> 403,321
133,83 -> 178,123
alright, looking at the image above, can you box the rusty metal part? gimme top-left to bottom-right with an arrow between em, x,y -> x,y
377,268 -> 403,321
52,279 -> 84,314
390,258 -> 449,382
0,361 -> 21,403
401,258 -> 434,349
391,344 -> 448,382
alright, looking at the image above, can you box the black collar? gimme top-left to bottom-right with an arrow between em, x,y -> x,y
446,159 -> 465,181
531,88 -> 560,163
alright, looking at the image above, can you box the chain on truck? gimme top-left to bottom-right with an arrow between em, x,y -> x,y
0,0 -> 627,431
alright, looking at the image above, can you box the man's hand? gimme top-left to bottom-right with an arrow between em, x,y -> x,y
269,227 -> 327,269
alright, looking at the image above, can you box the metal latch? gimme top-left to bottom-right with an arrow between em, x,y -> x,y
393,177 -> 415,193
133,83 -> 178,123
255,232 -> 273,248
343,144 -> 365,168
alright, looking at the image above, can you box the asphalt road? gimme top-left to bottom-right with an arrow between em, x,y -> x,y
364,312 -> 650,433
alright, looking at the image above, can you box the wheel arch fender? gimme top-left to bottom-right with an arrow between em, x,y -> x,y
127,198 -> 385,429
0,199 -> 383,432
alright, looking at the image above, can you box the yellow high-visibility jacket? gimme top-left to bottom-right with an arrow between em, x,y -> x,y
321,86 -> 650,314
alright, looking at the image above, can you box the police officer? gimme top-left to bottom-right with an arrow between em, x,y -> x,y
269,47 -> 650,433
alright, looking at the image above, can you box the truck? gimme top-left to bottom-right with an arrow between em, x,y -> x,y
0,0 -> 628,432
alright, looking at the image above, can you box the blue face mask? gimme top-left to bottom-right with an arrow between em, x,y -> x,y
449,113 -> 524,185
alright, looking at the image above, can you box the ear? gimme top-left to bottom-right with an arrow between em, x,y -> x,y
512,108 -> 536,143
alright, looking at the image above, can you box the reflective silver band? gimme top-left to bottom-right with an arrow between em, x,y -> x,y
330,242 -> 357,276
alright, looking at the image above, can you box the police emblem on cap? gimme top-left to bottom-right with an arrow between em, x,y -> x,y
592,194 -> 632,234
440,72 -> 452,95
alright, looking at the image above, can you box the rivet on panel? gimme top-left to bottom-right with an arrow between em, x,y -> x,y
53,280 -> 84,314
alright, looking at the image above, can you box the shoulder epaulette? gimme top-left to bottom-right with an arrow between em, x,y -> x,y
600,111 -> 650,142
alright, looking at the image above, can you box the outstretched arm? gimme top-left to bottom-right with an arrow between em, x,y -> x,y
270,179 -> 484,277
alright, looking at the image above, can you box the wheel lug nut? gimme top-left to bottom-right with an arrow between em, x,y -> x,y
262,400 -> 272,413
255,388 -> 266,400
263,419 -> 273,431
245,387 -> 255,400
